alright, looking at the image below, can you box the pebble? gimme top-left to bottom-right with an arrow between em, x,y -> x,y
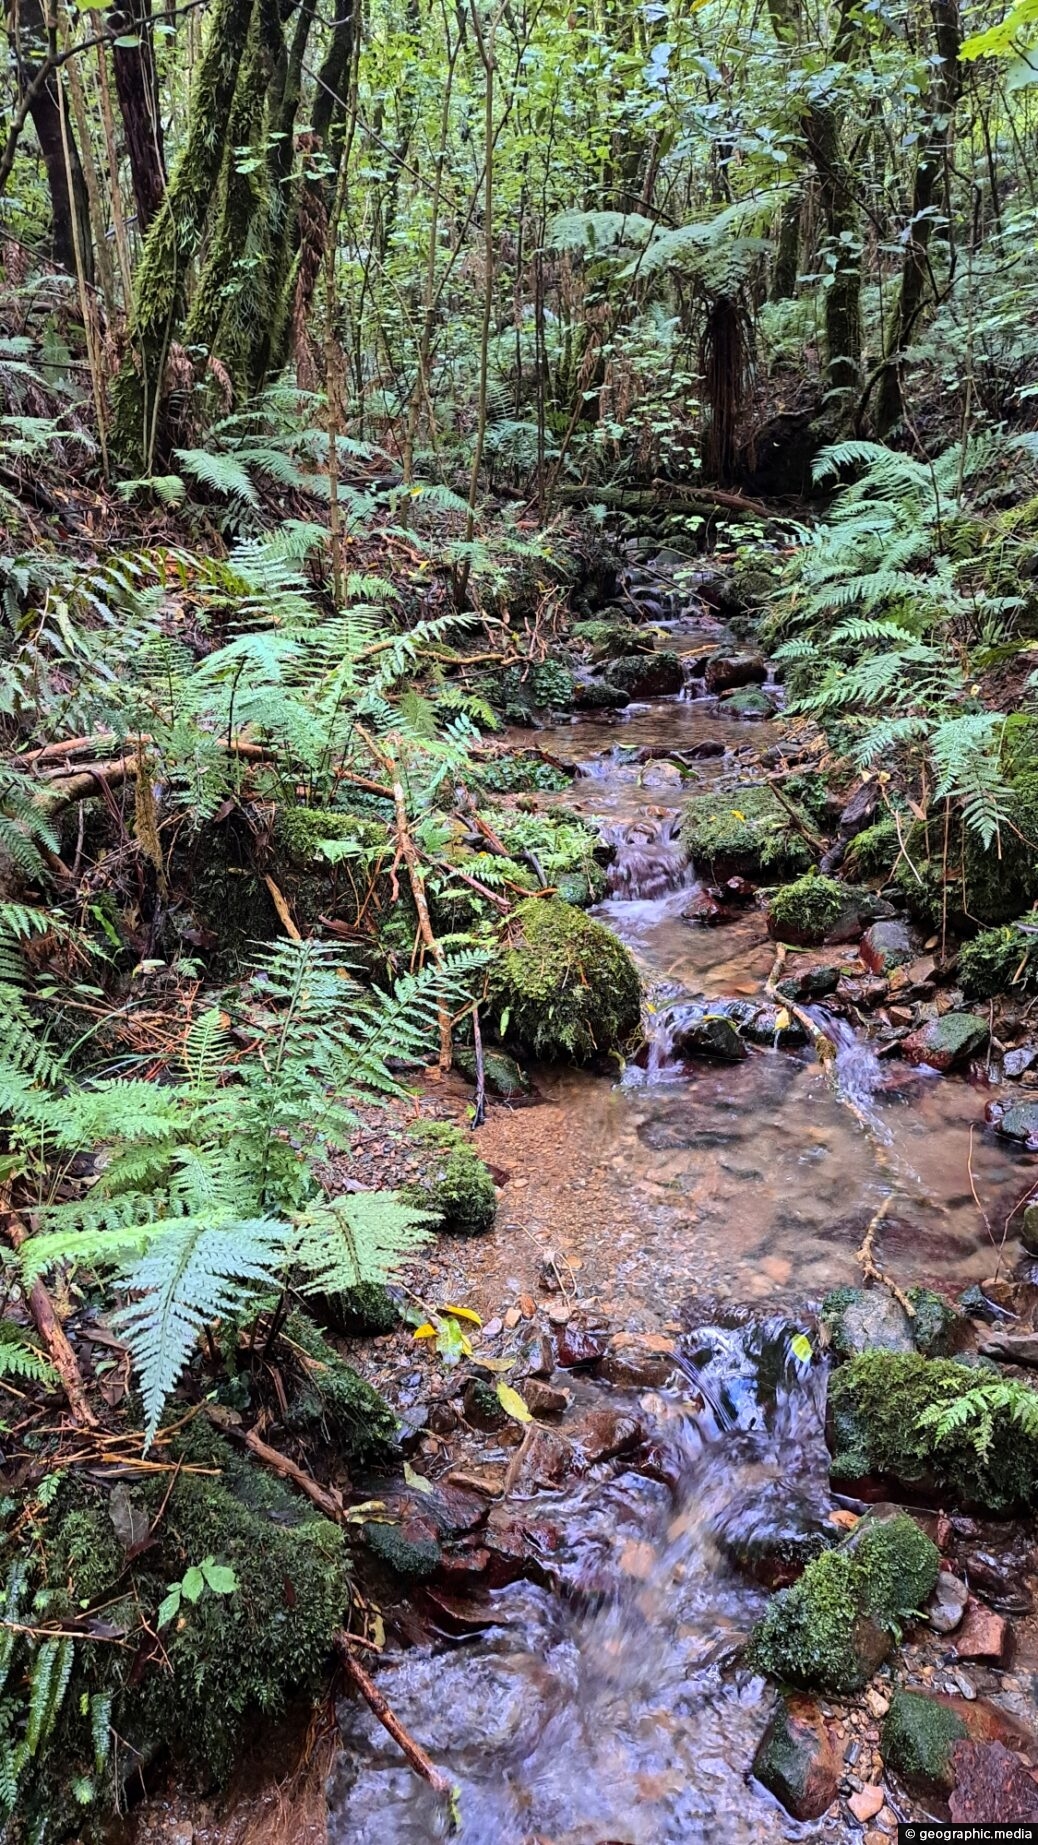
865,1688 -> 890,1719
848,1784 -> 885,1822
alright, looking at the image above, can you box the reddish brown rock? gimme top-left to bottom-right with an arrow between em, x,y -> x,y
569,1407 -> 645,1465
949,1741 -> 1038,1822
953,1598 -> 1010,1664
555,1323 -> 608,1369
848,1784 -> 884,1822
752,1696 -> 840,1821
860,919 -> 915,975
522,1378 -> 570,1418
599,1332 -> 675,1389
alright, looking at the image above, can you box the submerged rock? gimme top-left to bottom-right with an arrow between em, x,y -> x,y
995,1100 -> 1038,1146
949,1740 -> 1038,1822
747,1514 -> 939,1693
489,896 -> 641,1063
881,1690 -> 968,1794
704,651 -> 767,693
666,1005 -> 748,1062
901,1011 -> 989,1071
751,1697 -> 840,1821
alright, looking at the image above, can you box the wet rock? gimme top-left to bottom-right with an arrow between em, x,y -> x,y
569,1407 -> 645,1465
880,1690 -> 969,1794
641,757 -> 684,788
504,1427 -> 572,1495
555,1323 -> 608,1369
714,996 -> 807,1048
906,1287 -> 964,1358
522,1378 -> 570,1418
953,1598 -> 1010,1663
720,686 -> 777,719
605,651 -> 684,699
748,1516 -> 938,1694
723,875 -> 756,904
836,973 -> 889,1010
949,1741 -> 1038,1822
571,676 -> 631,711
704,651 -> 767,694
860,920 -> 917,975
462,1377 -> 508,1431
681,889 -> 731,926
901,1011 -> 989,1071
445,1463 -> 507,1499
768,876 -> 891,949
994,1100 -> 1038,1145
363,1521 -> 442,1578
666,1005 -> 747,1062
979,1328 -> 1038,1368
453,1044 -> 531,1100
964,1550 -> 1033,1613
819,1287 -> 914,1358
777,964 -> 841,1004
599,1332 -> 675,1389
929,1570 -> 969,1633
751,1697 -> 841,1821
1004,1045 -> 1038,1078
682,737 -> 726,759
848,1784 -> 884,1822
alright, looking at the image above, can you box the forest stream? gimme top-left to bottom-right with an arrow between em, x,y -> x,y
319,614 -> 1035,1844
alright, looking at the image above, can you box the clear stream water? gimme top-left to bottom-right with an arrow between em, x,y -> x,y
328,650 -> 1030,1845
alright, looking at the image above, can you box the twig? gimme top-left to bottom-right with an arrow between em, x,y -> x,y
471,1004 -> 487,1127
335,1637 -> 457,1819
764,947 -> 836,1065
856,1197 -> 916,1316
263,875 -> 303,942
202,1404 -> 343,1520
1,1197 -> 98,1428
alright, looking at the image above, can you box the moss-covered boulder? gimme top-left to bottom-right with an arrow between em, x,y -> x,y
571,617 -> 651,661
680,786 -> 815,882
571,677 -> 631,710
767,874 -> 858,946
604,651 -> 684,698
453,1044 -> 531,1100
881,1690 -> 968,1794
959,917 -> 1038,1000
719,686 -> 778,718
747,1515 -> 939,1693
827,1350 -> 1038,1513
901,1011 -> 989,1071
401,1122 -> 497,1236
821,1287 -> 961,1360
316,1281 -> 402,1338
843,817 -> 900,882
489,896 -> 641,1062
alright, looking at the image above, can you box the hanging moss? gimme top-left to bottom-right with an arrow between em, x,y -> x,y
489,895 -> 641,1062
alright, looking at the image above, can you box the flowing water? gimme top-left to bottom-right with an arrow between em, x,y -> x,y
329,645 -> 1031,1845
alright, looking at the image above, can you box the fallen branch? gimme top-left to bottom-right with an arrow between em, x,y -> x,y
202,1404 -> 343,1520
1,1198 -> 98,1428
856,1197 -> 916,1317
765,946 -> 836,1067
763,771 -> 828,853
263,875 -> 303,941
335,1636 -> 457,1819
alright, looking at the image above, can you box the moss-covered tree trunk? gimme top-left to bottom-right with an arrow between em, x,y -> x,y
12,0 -> 94,283
110,0 -> 256,472
110,0 -> 166,235
770,190 -> 802,300
874,0 -> 961,435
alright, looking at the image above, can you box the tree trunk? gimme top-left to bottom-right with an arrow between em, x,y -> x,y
771,191 -> 802,300
110,0 -> 166,234
110,0 -> 257,470
874,0 -> 961,434
10,0 -> 94,282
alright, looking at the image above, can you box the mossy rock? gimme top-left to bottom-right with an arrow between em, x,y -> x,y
767,874 -> 855,946
680,785 -> 815,882
570,617 -> 650,661
498,660 -> 575,719
826,1350 -> 1038,1513
719,686 -> 777,718
843,817 -> 900,882
313,1282 -> 402,1338
747,1515 -> 939,1693
273,806 -> 387,868
453,1044 -> 531,1100
489,896 -> 641,1063
362,1520 -> 441,1578
12,1431 -> 351,1828
881,1690 -> 968,1794
604,651 -> 684,698
278,1312 -> 399,1462
959,917 -> 1038,1000
571,677 -> 631,711
401,1122 -> 497,1236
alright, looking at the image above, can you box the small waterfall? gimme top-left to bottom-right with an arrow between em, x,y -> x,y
603,814 -> 692,901
805,1006 -> 891,1139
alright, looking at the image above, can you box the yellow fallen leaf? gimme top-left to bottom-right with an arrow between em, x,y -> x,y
731,810 -> 746,822
440,1304 -> 483,1326
774,1007 -> 791,1032
412,1322 -> 438,1339
495,1381 -> 532,1423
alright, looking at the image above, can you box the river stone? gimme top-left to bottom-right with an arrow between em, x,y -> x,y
820,1287 -> 914,1358
901,1011 -> 989,1071
667,1006 -> 747,1062
1004,1045 -> 1038,1078
953,1598 -> 1010,1663
711,996 -> 807,1048
860,919 -> 916,974
979,1328 -> 1038,1367
704,651 -> 768,694
719,686 -> 777,719
949,1741 -> 1038,1822
453,1045 -> 531,1100
881,1690 -> 969,1794
929,1570 -> 969,1633
777,965 -> 841,1004
605,651 -> 684,699
996,1102 -> 1038,1146
751,1697 -> 840,1821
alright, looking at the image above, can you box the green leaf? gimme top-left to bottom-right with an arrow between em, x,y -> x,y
157,1588 -> 181,1626
200,1559 -> 238,1595
180,1566 -> 205,1603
